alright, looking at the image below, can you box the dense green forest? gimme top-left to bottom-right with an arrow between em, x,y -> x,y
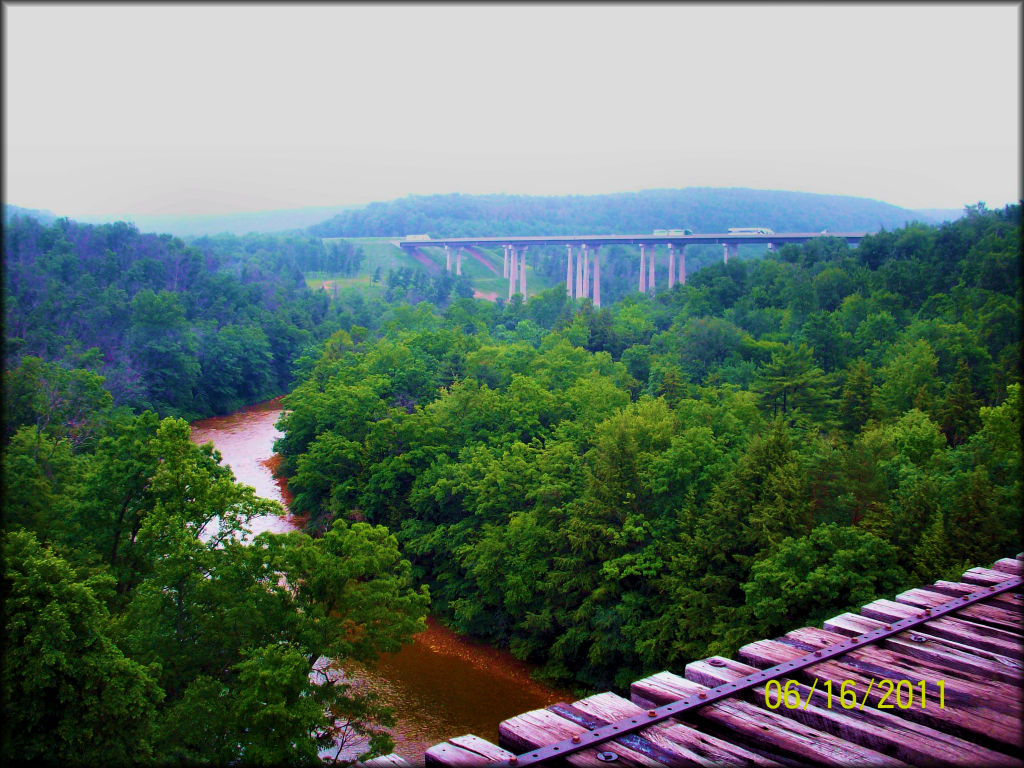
3,202 -> 1020,762
279,203 -> 1022,690
2,220 -> 435,762
2,217 -> 373,419
2,406 -> 429,763
308,188 -> 935,238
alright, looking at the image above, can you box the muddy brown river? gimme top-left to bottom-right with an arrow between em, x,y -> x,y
190,397 -> 570,764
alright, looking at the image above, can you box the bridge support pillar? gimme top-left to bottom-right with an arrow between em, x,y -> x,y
668,243 -> 675,289
456,248 -> 463,276
503,245 -> 509,278
508,246 -> 519,299
639,245 -> 647,293
592,246 -> 601,308
582,245 -> 590,299
566,245 -> 574,297
519,247 -> 527,297
575,243 -> 584,298
724,243 -> 738,264
445,245 -> 451,272
678,245 -> 686,285
648,244 -> 655,295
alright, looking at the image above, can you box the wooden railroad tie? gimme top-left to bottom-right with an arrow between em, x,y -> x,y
425,554 -> 1023,767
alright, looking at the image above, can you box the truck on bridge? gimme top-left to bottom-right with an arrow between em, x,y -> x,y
728,227 -> 775,235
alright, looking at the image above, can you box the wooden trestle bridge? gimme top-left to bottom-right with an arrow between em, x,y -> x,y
384,554 -> 1023,767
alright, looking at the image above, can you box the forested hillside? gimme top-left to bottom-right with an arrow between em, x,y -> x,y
2,218 -> 368,419
279,203 -> 1021,690
308,188 -> 932,238
2,202 -> 1020,762
3,222 -> 430,763
3,203 -> 59,225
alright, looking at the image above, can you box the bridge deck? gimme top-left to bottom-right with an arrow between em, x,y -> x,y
398,233 -> 866,249
424,555 -> 1023,767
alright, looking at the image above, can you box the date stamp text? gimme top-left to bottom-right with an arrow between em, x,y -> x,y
764,678 -> 946,710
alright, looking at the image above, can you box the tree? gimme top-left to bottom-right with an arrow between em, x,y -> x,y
754,343 -> 834,425
738,524 -> 908,639
199,323 -> 275,414
270,520 -> 429,663
2,530 -> 163,764
2,426 -> 81,544
937,358 -> 982,446
799,311 -> 848,372
228,644 -> 337,766
838,358 -> 876,433
120,468 -> 426,765
3,356 -> 113,449
939,383 -> 1021,568
126,289 -> 200,412
877,338 -> 938,417
674,316 -> 746,383
812,266 -> 855,312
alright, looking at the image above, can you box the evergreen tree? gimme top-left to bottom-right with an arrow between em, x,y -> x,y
754,343 -> 834,425
938,358 -> 982,446
838,358 -> 876,433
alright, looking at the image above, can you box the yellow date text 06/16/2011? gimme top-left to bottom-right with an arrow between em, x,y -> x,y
764,678 -> 946,710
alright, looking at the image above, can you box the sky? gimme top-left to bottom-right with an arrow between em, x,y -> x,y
3,3 -> 1021,218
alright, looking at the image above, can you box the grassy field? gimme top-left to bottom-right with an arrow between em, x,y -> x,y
312,238 -> 560,301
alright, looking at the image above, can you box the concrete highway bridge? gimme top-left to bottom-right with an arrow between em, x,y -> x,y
399,231 -> 866,306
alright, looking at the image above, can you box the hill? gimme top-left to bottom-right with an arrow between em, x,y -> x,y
71,205 -> 360,237
4,203 -> 59,225
307,188 -> 939,238
2,218 -> 344,418
279,203 -> 1022,692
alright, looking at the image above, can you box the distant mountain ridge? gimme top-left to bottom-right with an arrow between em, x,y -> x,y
4,204 -> 59,225
306,188 -> 944,239
4,204 -> 360,237
72,205 -> 362,237
5,191 -> 957,240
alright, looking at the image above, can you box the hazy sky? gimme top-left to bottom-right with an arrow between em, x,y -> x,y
4,3 -> 1020,217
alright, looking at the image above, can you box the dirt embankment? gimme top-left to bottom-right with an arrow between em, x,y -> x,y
466,247 -> 501,276
409,247 -> 442,275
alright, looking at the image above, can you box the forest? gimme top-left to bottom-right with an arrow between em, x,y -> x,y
2,216 -> 434,764
2,202 -> 1021,762
307,188 -> 938,239
279,203 -> 1021,691
2,218 -> 369,419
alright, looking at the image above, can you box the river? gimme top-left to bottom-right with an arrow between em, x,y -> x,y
190,397 -> 571,764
